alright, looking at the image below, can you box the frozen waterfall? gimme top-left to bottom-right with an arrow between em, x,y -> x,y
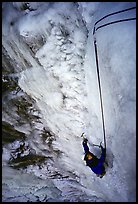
2,2 -> 136,202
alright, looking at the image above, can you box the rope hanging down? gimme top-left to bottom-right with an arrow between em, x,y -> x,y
93,6 -> 136,35
93,38 -> 106,150
93,6 -> 136,150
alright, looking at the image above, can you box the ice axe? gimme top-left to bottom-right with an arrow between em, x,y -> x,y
92,141 -> 102,148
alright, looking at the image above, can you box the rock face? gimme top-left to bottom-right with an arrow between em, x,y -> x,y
2,2 -> 92,202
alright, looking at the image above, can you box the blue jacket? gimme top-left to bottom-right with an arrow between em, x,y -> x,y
83,141 -> 106,175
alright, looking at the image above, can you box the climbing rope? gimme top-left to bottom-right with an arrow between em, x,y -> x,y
93,6 -> 136,150
93,6 -> 136,35
93,38 -> 106,149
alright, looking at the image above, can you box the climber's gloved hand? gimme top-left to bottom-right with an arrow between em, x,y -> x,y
99,142 -> 103,148
99,142 -> 106,154
81,133 -> 85,137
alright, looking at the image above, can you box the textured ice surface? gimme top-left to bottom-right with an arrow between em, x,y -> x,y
2,2 -> 136,202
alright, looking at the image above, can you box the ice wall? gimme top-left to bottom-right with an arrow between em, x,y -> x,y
2,2 -> 136,202
82,2 -> 136,201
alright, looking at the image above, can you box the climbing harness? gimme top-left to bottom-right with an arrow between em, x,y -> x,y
93,6 -> 136,150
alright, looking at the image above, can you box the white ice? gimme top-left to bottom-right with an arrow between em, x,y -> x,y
2,2 -> 136,202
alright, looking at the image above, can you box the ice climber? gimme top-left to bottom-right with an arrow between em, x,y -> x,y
82,134 -> 106,178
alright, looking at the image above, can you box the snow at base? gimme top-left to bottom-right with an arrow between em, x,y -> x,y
2,2 -> 136,202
